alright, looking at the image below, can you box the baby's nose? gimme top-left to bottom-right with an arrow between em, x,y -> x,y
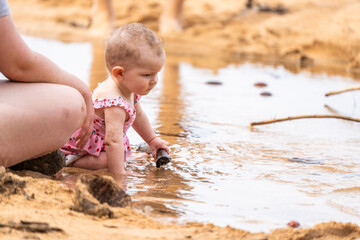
151,75 -> 159,85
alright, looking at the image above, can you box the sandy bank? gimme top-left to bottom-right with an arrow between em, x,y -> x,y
8,0 -> 360,79
1,168 -> 360,240
3,0 -> 360,239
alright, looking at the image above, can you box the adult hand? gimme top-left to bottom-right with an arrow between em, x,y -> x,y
75,91 -> 94,149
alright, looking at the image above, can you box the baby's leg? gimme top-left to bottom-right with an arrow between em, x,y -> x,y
0,81 -> 86,167
127,152 -> 149,160
72,152 -> 107,170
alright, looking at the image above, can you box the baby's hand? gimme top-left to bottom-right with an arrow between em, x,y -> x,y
147,137 -> 170,160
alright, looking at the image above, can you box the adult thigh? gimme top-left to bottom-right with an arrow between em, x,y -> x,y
0,81 -> 86,166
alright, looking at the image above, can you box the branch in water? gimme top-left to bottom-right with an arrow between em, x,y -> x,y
250,114 -> 360,127
325,87 -> 360,96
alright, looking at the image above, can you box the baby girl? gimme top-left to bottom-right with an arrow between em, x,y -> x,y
61,23 -> 169,175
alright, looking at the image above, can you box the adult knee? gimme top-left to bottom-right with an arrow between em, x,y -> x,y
0,153 -> 8,167
60,86 -> 86,133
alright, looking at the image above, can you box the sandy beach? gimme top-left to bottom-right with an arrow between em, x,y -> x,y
8,0 -> 360,79
1,167 -> 360,240
2,0 -> 360,239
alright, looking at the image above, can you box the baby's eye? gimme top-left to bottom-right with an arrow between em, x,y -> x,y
144,74 -> 151,77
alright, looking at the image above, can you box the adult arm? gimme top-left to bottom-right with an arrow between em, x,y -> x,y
0,14 -> 93,148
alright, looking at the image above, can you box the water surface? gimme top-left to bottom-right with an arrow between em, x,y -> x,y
25,36 -> 360,233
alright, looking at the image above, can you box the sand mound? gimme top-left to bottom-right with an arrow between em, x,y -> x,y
8,0 -> 360,79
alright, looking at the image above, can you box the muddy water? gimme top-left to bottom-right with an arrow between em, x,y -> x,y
25,36 -> 360,233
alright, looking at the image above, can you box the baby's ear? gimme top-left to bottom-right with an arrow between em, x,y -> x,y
112,66 -> 124,79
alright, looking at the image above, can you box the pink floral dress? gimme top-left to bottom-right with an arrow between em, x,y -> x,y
60,95 -> 141,161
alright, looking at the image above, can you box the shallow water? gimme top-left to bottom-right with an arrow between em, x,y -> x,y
25,36 -> 360,233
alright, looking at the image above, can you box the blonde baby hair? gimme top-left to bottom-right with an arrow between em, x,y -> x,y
105,23 -> 164,70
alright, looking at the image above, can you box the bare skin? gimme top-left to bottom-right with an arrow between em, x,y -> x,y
0,11 -> 94,166
0,82 -> 86,166
159,0 -> 185,34
89,0 -> 185,35
73,152 -> 108,170
89,0 -> 114,35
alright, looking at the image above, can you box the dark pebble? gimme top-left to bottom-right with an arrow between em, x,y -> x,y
260,91 -> 272,96
254,82 -> 267,88
206,81 -> 223,85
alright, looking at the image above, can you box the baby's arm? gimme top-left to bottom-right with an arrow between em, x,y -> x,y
103,106 -> 128,175
133,103 -> 169,159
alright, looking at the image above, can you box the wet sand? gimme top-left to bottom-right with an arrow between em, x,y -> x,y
1,167 -> 360,240
3,0 -> 360,239
9,0 -> 360,79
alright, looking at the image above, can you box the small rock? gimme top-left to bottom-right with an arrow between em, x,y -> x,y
287,220 -> 300,228
260,91 -> 272,96
254,82 -> 267,88
206,81 -> 223,85
9,150 -> 65,176
136,142 -> 151,154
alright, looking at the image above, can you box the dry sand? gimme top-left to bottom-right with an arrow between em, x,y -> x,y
3,0 -> 360,239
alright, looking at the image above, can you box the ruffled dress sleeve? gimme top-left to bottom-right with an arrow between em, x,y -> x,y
93,96 -> 128,109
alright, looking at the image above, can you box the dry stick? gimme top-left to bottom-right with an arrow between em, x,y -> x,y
251,87 -> 360,127
250,114 -> 360,127
325,87 -> 360,96
324,104 -> 340,115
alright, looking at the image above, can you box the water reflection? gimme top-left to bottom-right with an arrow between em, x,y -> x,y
89,38 -> 108,91
129,57 -> 193,220
45,36 -> 360,232
156,57 -> 186,142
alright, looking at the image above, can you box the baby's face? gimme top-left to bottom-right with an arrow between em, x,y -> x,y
122,50 -> 165,96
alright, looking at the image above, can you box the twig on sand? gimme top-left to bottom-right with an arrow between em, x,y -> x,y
250,114 -> 360,127
0,220 -> 64,233
325,87 -> 360,96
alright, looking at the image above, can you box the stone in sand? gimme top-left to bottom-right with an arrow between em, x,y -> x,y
9,149 -> 65,176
